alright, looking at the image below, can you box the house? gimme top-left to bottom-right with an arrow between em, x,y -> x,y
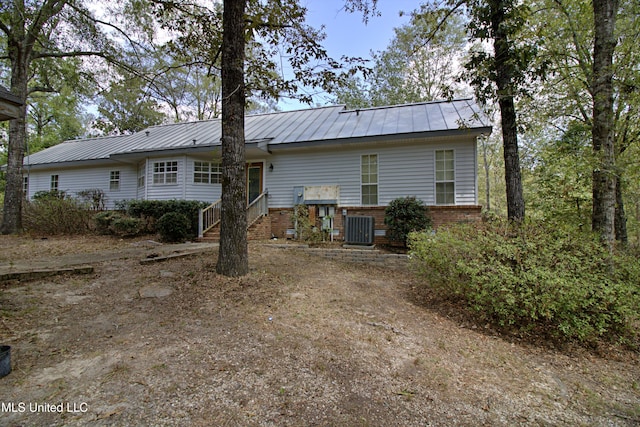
0,85 -> 22,121
21,99 -> 491,243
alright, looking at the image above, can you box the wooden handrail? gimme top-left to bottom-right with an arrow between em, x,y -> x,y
198,199 -> 222,238
198,190 -> 268,238
247,190 -> 269,228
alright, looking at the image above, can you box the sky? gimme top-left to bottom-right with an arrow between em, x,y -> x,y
277,0 -> 417,111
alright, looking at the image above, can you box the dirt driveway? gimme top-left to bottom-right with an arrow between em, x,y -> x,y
1,235 -> 639,426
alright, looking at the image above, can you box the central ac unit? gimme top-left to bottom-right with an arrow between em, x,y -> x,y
344,216 -> 374,245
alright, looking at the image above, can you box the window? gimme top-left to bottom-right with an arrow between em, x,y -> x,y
435,150 -> 455,205
110,171 -> 120,191
194,161 -> 222,184
138,163 -> 145,188
153,161 -> 178,185
50,175 -> 59,191
361,154 -> 378,205
23,176 -> 29,197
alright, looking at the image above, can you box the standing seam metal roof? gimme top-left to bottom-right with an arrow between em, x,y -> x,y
23,99 -> 490,166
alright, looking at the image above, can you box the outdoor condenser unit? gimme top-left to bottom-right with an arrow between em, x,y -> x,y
344,216 -> 374,245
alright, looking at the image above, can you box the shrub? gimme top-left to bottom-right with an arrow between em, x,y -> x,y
384,197 -> 431,246
77,189 -> 106,211
94,211 -> 123,235
156,212 -> 191,242
119,199 -> 207,236
110,217 -> 143,237
23,197 -> 92,235
32,189 -> 67,201
292,204 -> 323,243
408,220 -> 640,345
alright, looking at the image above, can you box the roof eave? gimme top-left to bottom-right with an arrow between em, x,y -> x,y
109,144 -> 221,161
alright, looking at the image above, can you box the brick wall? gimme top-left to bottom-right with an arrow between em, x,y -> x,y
248,215 -> 272,240
428,205 -> 482,229
268,205 -> 482,244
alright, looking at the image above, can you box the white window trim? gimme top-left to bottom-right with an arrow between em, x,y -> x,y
193,160 -> 222,185
360,153 -> 379,206
434,149 -> 456,205
110,170 -> 121,191
152,161 -> 179,185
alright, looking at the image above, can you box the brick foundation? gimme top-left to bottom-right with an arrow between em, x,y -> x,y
248,215 -> 272,240
268,205 -> 482,244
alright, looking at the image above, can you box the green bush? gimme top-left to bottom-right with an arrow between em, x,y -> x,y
384,197 -> 431,246
94,211 -> 123,235
110,217 -> 143,237
23,197 -> 92,235
408,220 -> 640,345
156,212 -> 191,242
119,199 -> 207,236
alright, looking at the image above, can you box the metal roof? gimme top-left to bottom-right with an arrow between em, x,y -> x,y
24,99 -> 491,167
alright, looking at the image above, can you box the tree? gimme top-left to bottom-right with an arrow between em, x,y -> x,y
27,88 -> 87,151
464,0 -> 533,223
591,0 -> 619,245
334,5 -> 469,108
349,0 -> 532,223
0,0 -> 125,234
216,0 -> 248,277
522,0 -> 638,242
143,0 -> 370,276
94,75 -> 166,134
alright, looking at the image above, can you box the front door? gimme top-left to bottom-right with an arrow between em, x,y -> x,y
246,163 -> 263,205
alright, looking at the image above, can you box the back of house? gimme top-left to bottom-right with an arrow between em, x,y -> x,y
21,98 -> 491,243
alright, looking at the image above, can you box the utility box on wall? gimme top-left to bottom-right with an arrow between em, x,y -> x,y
344,216 -> 375,245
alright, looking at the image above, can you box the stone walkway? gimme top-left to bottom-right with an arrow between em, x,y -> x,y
0,241 -> 218,282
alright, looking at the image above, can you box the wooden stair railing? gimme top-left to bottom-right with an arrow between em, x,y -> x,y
198,199 -> 222,238
246,190 -> 269,228
198,190 -> 269,238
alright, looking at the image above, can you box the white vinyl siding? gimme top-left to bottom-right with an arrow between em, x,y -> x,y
266,138 -> 477,208
22,137 -> 478,210
25,165 -> 138,209
184,158 -> 221,202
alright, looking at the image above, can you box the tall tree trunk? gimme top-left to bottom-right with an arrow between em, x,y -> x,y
216,0 -> 249,277
491,0 -> 525,223
591,0 -> 618,246
1,41 -> 30,234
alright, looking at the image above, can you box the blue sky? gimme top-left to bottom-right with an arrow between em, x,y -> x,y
277,0 -> 417,110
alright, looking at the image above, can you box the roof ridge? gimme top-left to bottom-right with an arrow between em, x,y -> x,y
246,104 -> 346,118
60,134 -> 130,144
339,98 -> 474,114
